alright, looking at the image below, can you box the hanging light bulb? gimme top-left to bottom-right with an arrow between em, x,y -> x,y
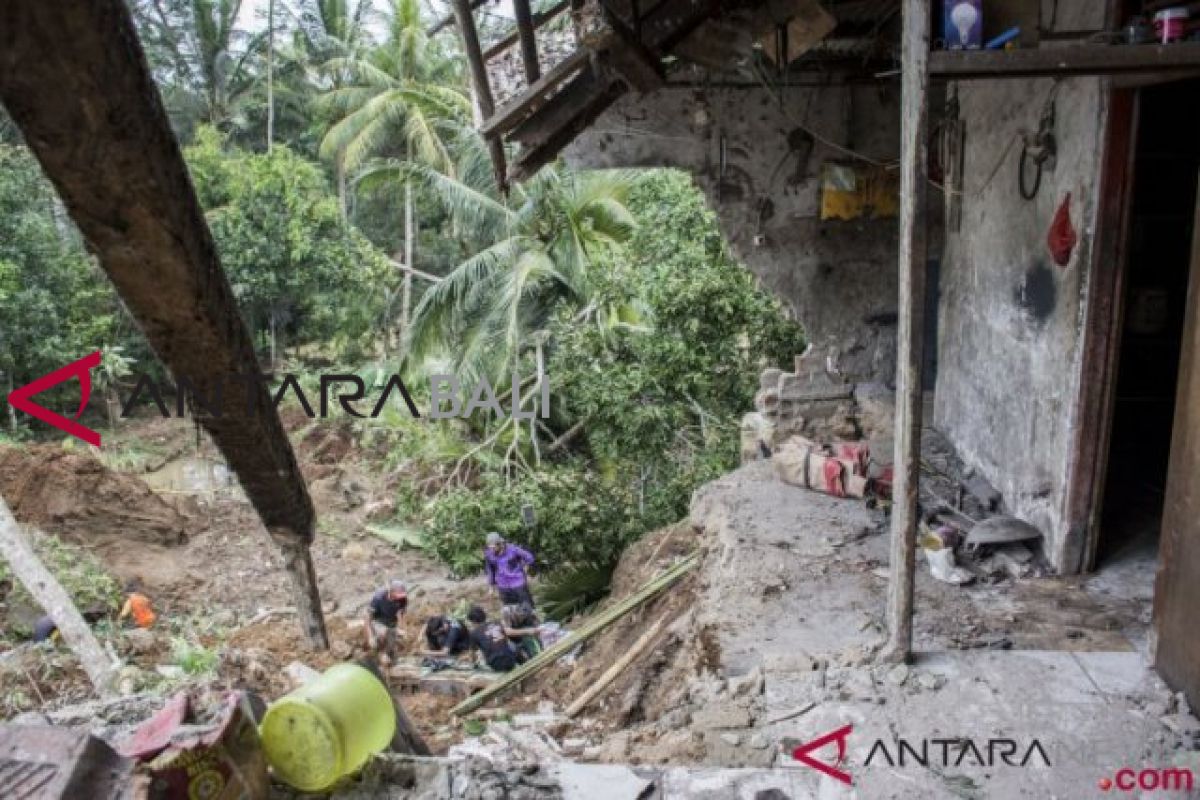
950,2 -> 979,48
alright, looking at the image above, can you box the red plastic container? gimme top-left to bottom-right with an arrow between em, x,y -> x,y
1154,8 -> 1189,43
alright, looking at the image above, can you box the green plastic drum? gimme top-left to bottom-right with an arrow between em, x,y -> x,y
259,663 -> 396,792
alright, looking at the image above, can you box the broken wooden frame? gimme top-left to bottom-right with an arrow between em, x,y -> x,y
0,0 -> 329,649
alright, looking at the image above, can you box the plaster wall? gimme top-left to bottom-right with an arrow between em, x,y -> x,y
933,74 -> 1107,571
565,83 -> 902,382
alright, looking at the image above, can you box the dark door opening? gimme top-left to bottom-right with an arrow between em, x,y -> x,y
1097,79 -> 1200,566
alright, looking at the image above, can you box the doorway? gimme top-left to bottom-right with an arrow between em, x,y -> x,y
1096,79 -> 1200,566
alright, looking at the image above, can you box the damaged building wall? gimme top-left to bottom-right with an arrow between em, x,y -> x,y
933,70 -> 1107,572
565,84 -> 901,383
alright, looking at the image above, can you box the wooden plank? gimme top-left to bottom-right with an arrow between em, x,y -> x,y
1152,168 -> 1200,713
595,10 -> 665,91
0,500 -> 117,696
482,1 -> 571,61
427,0 -> 488,36
929,42 -> 1200,80
514,0 -> 542,83
509,79 -> 626,181
450,0 -> 508,190
0,0 -> 329,649
1063,90 -> 1137,574
451,554 -> 698,715
509,70 -> 602,146
883,0 -> 929,665
480,48 -> 592,138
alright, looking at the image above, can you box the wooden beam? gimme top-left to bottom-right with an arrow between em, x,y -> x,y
389,258 -> 444,283
480,48 -> 592,137
509,79 -> 626,181
514,0 -> 542,83
482,0 -> 571,61
0,498 -> 117,696
579,0 -> 664,92
450,0 -> 508,191
427,0 -> 488,36
929,42 -> 1200,80
509,70 -> 602,146
883,0 -> 929,665
0,0 -> 329,649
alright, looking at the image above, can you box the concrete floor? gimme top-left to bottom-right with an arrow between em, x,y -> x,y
356,462 -> 1199,799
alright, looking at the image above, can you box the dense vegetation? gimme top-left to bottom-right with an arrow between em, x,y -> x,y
0,0 -> 805,610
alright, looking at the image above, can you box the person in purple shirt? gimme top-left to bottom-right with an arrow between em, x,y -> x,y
483,532 -> 535,606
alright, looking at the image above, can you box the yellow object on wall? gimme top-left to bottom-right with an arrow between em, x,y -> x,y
820,161 -> 899,221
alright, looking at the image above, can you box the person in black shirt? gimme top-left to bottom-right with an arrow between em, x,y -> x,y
365,579 -> 408,665
466,606 -> 518,672
422,614 -> 469,657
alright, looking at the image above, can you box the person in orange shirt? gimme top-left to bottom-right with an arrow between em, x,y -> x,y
117,578 -> 156,629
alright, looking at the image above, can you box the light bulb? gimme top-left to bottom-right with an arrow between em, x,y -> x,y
950,2 -> 978,46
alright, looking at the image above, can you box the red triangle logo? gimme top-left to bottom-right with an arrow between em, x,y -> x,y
792,723 -> 853,785
7,351 -> 102,447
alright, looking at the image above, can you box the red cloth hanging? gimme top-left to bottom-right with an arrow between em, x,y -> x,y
1048,193 -> 1077,267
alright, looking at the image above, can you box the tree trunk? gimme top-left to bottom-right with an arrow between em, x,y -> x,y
6,372 -> 16,433
266,0 -> 275,152
401,181 -> 414,341
337,159 -> 348,222
0,494 -> 117,696
270,312 -> 278,368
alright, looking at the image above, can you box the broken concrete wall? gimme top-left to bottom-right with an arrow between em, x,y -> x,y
565,83 -> 901,382
933,2 -> 1108,572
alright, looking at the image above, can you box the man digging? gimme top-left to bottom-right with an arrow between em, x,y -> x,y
365,579 -> 408,666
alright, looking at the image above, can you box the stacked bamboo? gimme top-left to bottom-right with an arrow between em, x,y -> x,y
450,553 -> 699,716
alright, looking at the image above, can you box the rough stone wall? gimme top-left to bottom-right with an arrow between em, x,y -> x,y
933,68 -> 1108,571
565,84 -> 901,383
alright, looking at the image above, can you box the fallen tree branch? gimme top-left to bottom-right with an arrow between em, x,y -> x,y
450,553 -> 699,716
0,493 -> 117,697
564,611 -> 670,717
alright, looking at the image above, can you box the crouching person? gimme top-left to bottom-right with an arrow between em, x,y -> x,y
422,613 -> 469,658
466,606 -> 518,673
501,603 -> 542,663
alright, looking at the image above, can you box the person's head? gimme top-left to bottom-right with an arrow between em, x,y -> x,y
124,577 -> 145,595
387,579 -> 408,602
485,531 -> 504,553
427,615 -> 447,635
467,605 -> 486,625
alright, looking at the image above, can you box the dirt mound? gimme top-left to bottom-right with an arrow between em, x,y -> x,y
0,445 -> 189,548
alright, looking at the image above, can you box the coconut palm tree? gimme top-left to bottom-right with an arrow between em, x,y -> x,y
317,0 -> 471,331
404,164 -> 644,391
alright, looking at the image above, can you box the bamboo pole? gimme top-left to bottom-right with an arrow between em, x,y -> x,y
883,0 -> 930,665
0,494 -> 117,696
451,554 -> 699,716
564,611 -> 669,717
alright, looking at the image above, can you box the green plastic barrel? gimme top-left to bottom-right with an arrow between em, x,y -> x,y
259,663 -> 396,792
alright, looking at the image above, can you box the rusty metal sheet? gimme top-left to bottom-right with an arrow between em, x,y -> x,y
0,724 -> 132,800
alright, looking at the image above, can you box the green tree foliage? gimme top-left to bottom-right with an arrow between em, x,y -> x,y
406,165 -> 642,387
0,146 -> 125,402
184,127 -> 394,359
413,170 -> 805,584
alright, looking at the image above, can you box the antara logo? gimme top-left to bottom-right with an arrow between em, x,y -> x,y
6,351 -> 102,447
790,723 -> 1051,785
6,352 -> 551,448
